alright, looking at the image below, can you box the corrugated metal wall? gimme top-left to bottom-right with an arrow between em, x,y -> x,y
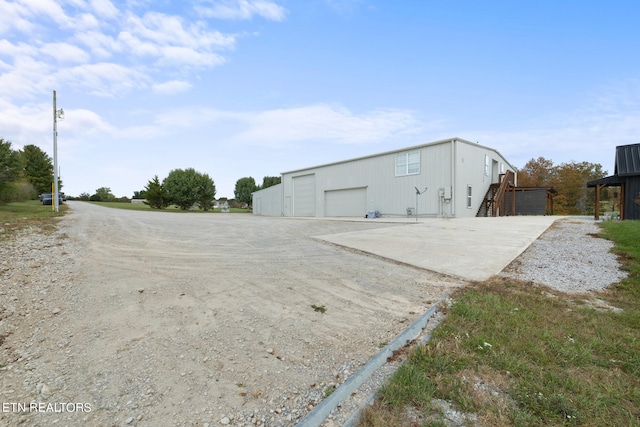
623,176 -> 640,220
277,139 -> 516,218
252,183 -> 282,216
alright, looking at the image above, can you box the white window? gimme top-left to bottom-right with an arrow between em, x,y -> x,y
467,185 -> 473,208
484,155 -> 489,176
500,162 -> 505,174
395,151 -> 420,176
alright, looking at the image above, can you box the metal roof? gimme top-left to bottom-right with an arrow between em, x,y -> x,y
587,174 -> 625,188
615,143 -> 640,176
280,137 -> 516,175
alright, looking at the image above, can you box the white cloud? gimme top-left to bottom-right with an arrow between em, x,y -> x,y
75,31 -> 118,59
157,45 -> 226,68
0,0 -> 33,35
19,0 -> 72,29
0,1 -> 245,102
90,0 -> 119,20
0,56 -> 55,99
124,12 -> 235,49
0,39 -> 37,57
152,80 -> 192,95
57,62 -> 150,97
118,12 -> 235,68
72,12 -> 103,31
41,42 -> 91,64
197,0 -> 287,21
234,104 -> 422,146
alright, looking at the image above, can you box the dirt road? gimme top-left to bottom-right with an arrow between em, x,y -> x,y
1,202 -> 463,426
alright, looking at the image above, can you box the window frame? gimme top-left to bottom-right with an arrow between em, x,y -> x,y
466,185 -> 473,209
395,151 -> 421,177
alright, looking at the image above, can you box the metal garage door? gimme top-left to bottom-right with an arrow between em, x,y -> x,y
293,174 -> 316,216
324,187 -> 367,217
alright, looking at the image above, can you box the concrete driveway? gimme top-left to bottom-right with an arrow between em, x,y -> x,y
315,216 -> 560,281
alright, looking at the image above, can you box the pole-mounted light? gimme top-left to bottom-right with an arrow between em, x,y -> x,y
53,91 -> 64,213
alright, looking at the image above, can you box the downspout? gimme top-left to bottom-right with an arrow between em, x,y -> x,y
451,139 -> 456,216
281,174 -> 285,216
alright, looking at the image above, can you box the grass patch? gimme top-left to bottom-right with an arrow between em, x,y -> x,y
87,201 -> 251,213
0,200 -> 68,237
360,220 -> 640,427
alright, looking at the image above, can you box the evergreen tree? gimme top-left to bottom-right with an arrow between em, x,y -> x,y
261,176 -> 281,189
143,176 -> 170,209
196,173 -> 216,211
21,144 -> 55,195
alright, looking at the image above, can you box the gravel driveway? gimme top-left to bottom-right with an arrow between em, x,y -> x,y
0,202 -> 464,426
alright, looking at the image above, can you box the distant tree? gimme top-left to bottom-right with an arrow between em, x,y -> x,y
517,157 -> 555,187
132,190 -> 146,199
196,172 -> 216,211
143,176 -> 170,209
517,157 -> 606,215
554,161 -> 606,215
78,192 -> 91,201
234,177 -> 258,207
164,168 -> 215,210
21,144 -> 54,195
91,187 -> 116,202
261,176 -> 281,189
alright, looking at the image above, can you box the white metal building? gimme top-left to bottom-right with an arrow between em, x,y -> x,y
252,137 -> 516,218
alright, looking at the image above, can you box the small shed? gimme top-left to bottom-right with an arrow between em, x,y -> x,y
587,143 -> 640,220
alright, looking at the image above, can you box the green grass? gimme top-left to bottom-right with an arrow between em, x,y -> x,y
87,201 -> 251,213
360,220 -> 640,427
0,200 -> 67,237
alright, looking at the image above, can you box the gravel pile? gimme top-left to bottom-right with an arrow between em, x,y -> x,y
501,217 -> 627,293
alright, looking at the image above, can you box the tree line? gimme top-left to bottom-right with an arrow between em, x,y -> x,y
138,172 -> 280,210
0,137 -> 281,209
0,138 -> 59,204
518,157 -> 608,215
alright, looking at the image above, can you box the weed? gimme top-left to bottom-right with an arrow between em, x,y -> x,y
324,385 -> 336,397
311,304 -> 326,314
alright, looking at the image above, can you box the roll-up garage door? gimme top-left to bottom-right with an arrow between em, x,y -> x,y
324,187 -> 367,217
293,174 -> 316,216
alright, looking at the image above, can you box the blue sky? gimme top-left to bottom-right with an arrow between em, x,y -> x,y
1,0 -> 639,199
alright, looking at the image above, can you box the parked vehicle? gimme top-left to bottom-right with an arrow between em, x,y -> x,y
41,193 -> 64,206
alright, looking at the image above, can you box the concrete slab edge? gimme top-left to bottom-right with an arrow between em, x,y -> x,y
295,293 -> 451,427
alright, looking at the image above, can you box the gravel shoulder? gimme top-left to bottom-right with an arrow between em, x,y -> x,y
1,202 -> 464,426
500,217 -> 627,294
